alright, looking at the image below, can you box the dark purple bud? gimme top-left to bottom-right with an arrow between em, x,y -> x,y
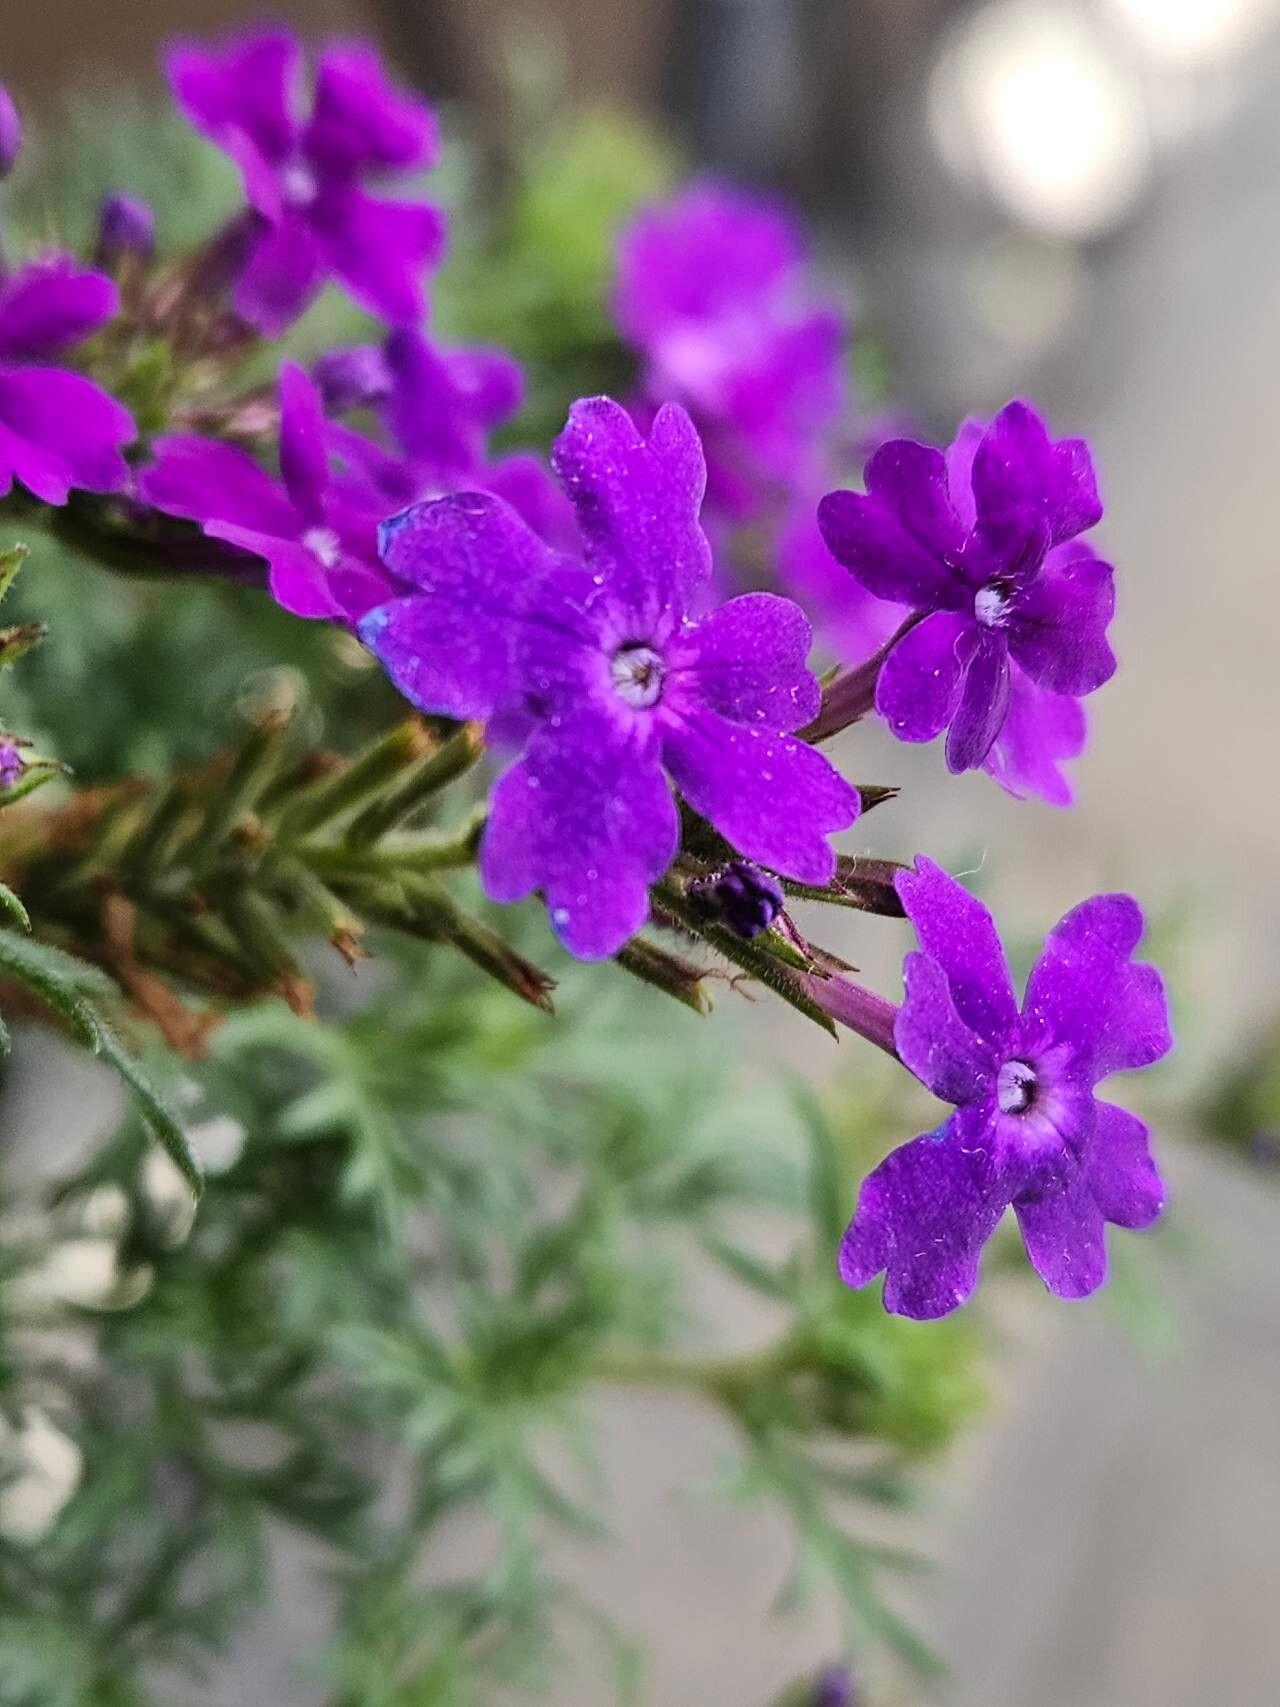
0,740 -> 27,788
314,345 -> 392,413
688,860 -> 785,939
812,1664 -> 858,1707
0,85 -> 21,179
95,193 -> 155,267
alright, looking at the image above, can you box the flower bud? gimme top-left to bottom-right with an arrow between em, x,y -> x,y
688,860 -> 784,939
0,739 -> 24,788
812,1665 -> 858,1707
95,192 -> 155,268
314,344 -> 391,412
0,85 -> 21,179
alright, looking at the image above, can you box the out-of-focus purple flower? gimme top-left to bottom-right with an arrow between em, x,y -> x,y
818,402 -> 1115,792
0,259 -> 134,505
359,396 -> 859,959
839,857 -> 1172,1319
139,363 -> 393,622
95,194 -> 156,267
689,859 -> 785,939
0,740 -> 26,788
165,28 -> 445,333
615,181 -> 846,517
0,84 -> 21,179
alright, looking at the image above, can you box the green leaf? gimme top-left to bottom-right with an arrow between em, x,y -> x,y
0,542 -> 29,605
90,1016 -> 204,1197
0,880 -> 31,932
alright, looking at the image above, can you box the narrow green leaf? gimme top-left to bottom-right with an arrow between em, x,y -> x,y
90,1018 -> 204,1197
0,882 -> 30,932
0,543 -> 29,605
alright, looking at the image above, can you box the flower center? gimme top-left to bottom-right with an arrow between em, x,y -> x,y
997,1058 -> 1038,1115
303,526 -> 342,570
974,580 -> 1014,628
281,161 -> 319,208
610,643 -> 666,709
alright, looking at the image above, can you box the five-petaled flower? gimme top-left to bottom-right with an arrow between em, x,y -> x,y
0,258 -> 135,505
359,396 -> 860,959
166,28 -> 445,333
615,180 -> 846,519
817,402 -> 1115,799
839,857 -> 1172,1319
140,363 -> 394,622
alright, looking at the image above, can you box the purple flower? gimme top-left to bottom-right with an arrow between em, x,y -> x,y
688,860 -> 785,939
777,487 -> 906,667
359,397 -> 859,958
0,84 -> 21,179
166,29 -> 445,333
840,857 -> 1172,1319
139,363 -> 393,622
817,402 -> 1116,787
615,181 -> 846,516
0,258 -> 134,506
95,194 -> 156,267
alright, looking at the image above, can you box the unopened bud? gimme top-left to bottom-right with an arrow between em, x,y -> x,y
0,85 -> 21,180
95,192 -> 155,268
0,739 -> 25,788
688,860 -> 784,939
812,1664 -> 858,1707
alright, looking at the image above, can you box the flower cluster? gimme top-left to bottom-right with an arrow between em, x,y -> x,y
0,24 -> 1169,1322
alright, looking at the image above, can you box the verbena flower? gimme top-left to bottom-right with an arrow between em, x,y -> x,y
166,28 -> 445,333
817,402 -> 1115,791
0,259 -> 135,505
614,180 -> 845,518
139,363 -> 393,621
360,396 -> 859,958
840,857 -> 1172,1319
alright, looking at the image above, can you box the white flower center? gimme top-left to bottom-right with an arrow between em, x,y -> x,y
610,644 -> 665,709
997,1058 -> 1038,1115
303,527 -> 341,570
974,581 -> 1014,628
281,162 -> 319,208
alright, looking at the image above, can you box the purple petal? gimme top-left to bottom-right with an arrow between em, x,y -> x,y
945,628 -> 1010,773
382,329 -> 482,479
314,345 -> 391,412
971,399 -> 1102,545
1021,894 -> 1173,1083
1087,1101 -> 1164,1229
838,1108 -> 1015,1320
277,363 -> 330,523
362,492 -> 563,720
982,666 -> 1085,806
662,706 -> 859,885
313,189 -> 446,328
139,435 -> 297,535
945,417 -> 985,528
233,214 -> 324,335
446,346 -> 524,431
895,856 -> 1018,1048
875,610 -> 968,743
895,950 -> 998,1105
207,528 -> 340,619
0,259 -> 119,359
480,710 -> 679,960
480,452 -> 579,551
1014,1171 -> 1108,1300
304,42 -> 439,174
720,306 -> 845,482
166,30 -> 299,163
684,592 -> 820,732
0,84 -> 21,178
1008,541 -> 1117,696
817,455 -> 967,611
327,422 -> 422,512
551,397 -> 712,624
0,368 -> 133,505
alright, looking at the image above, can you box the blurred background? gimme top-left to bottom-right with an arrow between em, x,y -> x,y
5,1 -> 1280,1703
